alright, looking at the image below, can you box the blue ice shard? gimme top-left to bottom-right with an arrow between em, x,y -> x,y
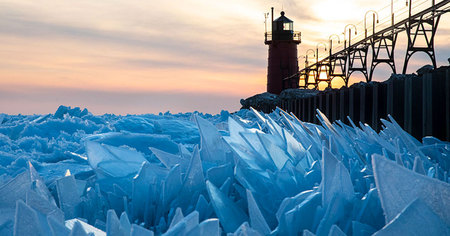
321,147 -> 354,208
149,147 -> 188,171
0,162 -> 55,209
69,221 -> 88,236
351,221 -> 375,236
372,154 -> 450,225
14,200 -> 45,236
48,215 -> 70,236
194,115 -> 230,164
86,141 -> 147,178
315,194 -> 350,236
106,209 -> 121,236
26,189 -> 65,224
412,156 -> 426,175
120,212 -> 132,236
168,208 -> 184,229
303,229 -> 316,236
277,191 -> 321,235
164,211 -> 199,235
206,181 -> 248,233
131,162 -> 168,221
56,175 -> 81,219
246,190 -> 270,235
178,146 -> 206,210
373,199 -> 450,236
130,224 -> 154,236
162,165 -> 183,209
206,163 -> 233,188
328,224 -> 346,236
65,219 -> 105,236
231,221 -> 262,236
185,218 -> 220,236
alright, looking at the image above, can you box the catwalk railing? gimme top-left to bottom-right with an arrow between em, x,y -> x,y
283,0 -> 450,89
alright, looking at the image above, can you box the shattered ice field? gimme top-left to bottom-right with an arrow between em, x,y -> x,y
0,105 -> 449,236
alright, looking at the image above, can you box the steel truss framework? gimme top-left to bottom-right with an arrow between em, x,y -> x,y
282,0 -> 450,90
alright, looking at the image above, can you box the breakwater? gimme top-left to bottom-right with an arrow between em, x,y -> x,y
242,66 -> 450,141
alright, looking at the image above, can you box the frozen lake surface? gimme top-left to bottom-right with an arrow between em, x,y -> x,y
0,105 -> 449,235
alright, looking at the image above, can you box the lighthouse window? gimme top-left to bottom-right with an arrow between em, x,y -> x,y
283,22 -> 293,31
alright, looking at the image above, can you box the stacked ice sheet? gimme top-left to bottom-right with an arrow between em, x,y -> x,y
0,106 -> 449,235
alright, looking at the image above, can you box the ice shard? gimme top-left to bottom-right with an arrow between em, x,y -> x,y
372,154 -> 450,225
130,224 -> 154,236
86,141 -> 147,178
373,199 -> 450,236
246,190 -> 270,235
14,200 -> 44,236
185,218 -> 219,236
206,181 -> 248,233
65,219 -> 106,236
56,174 -> 81,219
195,115 -> 230,164
321,147 -> 354,208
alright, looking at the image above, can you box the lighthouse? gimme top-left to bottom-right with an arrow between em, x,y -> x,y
265,9 -> 301,94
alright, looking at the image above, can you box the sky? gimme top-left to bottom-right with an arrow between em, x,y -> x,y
0,0 -> 449,115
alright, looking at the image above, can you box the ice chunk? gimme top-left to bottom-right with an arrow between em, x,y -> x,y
195,115 -> 230,164
85,132 -> 179,155
26,189 -> 64,224
106,209 -> 121,236
168,208 -> 184,229
231,222 -> 262,236
373,199 -> 450,236
131,162 -> 168,222
162,164 -> 183,209
178,146 -> 205,209
354,188 -> 384,230
185,218 -> 220,236
321,147 -> 354,208
276,190 -> 313,221
303,229 -> 316,236
69,221 -> 88,236
149,147 -> 188,170
412,156 -> 426,175
316,194 -> 351,236
206,163 -> 233,188
65,219 -> 106,236
246,190 -> 270,235
120,212 -> 132,236
328,224 -> 346,236
131,224 -> 154,236
86,141 -> 146,178
351,221 -> 375,236
257,132 -> 290,170
206,181 -> 248,233
56,175 -> 81,219
48,215 -> 70,236
372,155 -> 450,225
14,200 -> 45,236
164,211 -> 199,235
277,191 -> 321,235
0,162 -> 55,209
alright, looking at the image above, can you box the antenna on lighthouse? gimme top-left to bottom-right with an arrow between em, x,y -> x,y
264,12 -> 269,33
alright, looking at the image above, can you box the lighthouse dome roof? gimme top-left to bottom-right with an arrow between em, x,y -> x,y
274,11 -> 293,23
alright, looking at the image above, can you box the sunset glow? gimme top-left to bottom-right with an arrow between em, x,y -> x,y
1,0 -> 449,114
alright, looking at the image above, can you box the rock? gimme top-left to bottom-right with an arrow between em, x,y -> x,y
240,92 -> 280,112
416,65 -> 434,76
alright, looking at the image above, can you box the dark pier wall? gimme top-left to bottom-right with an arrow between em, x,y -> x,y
278,67 -> 450,142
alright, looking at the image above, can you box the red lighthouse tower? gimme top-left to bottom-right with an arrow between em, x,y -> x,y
265,9 -> 301,94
